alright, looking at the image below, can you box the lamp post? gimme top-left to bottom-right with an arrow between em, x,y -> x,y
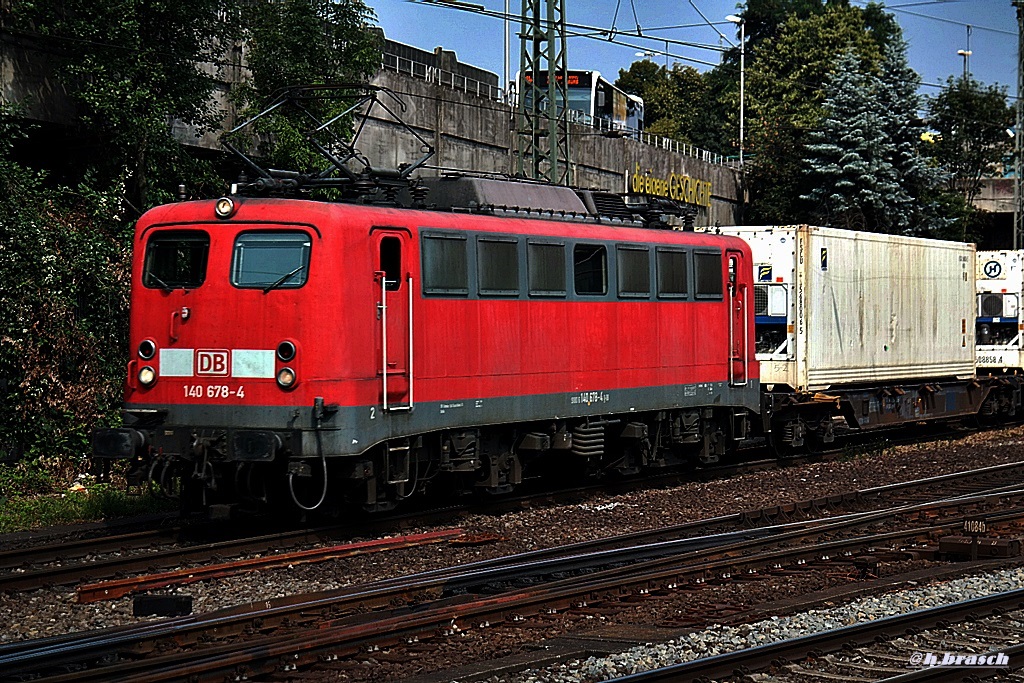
726,14 -> 745,168
957,49 -> 972,79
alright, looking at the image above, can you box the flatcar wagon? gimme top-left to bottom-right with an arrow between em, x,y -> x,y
92,178 -> 759,513
712,224 -> 1012,451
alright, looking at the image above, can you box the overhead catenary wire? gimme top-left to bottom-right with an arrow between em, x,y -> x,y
4,1 -> 1011,137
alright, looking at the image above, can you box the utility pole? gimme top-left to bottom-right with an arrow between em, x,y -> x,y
1015,1 -> 1023,249
515,0 -> 571,185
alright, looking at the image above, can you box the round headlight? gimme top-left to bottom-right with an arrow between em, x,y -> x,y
138,339 -> 156,360
277,341 -> 296,362
276,367 -> 296,389
214,196 -> 236,219
138,366 -> 157,386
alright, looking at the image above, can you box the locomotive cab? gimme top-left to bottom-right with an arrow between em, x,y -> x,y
93,197 -> 332,511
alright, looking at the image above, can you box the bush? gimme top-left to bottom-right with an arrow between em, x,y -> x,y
0,107 -> 131,474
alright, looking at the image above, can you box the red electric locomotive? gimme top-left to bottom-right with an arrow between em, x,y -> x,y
91,85 -> 759,514
92,176 -> 759,513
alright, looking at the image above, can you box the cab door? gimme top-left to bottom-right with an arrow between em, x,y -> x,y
373,229 -> 413,411
727,249 -> 749,385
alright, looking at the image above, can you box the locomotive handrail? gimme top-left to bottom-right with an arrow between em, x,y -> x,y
386,273 -> 414,412
743,282 -> 749,385
406,273 -> 415,411
378,272 -> 414,413
378,271 -> 389,412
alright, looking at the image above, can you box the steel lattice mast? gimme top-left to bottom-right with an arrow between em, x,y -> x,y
515,0 -> 571,185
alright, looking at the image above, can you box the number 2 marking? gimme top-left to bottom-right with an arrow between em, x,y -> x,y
369,407 -> 376,419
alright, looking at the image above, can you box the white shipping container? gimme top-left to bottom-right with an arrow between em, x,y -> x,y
976,250 -> 1024,370
707,225 -> 975,391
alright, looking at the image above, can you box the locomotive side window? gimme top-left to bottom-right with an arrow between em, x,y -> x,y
617,245 -> 650,298
380,236 -> 401,291
143,230 -> 210,289
574,244 -> 608,296
656,248 -> 688,298
478,237 -> 519,296
694,251 -> 724,299
231,232 -> 311,289
422,233 -> 468,295
528,241 -> 566,297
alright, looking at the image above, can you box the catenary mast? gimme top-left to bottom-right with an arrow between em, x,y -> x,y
515,0 -> 571,184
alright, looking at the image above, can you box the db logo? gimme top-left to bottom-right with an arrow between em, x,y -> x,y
196,350 -> 229,376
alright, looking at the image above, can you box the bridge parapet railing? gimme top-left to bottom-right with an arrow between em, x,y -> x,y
381,54 -> 737,169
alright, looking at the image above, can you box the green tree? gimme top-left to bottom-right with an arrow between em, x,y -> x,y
0,107 -> 130,465
929,76 -> 1013,209
802,39 -> 944,234
801,52 -> 905,231
874,37 -> 947,235
744,3 -> 886,223
12,0 -> 238,209
616,59 -> 663,100
231,0 -> 382,172
617,62 -> 710,143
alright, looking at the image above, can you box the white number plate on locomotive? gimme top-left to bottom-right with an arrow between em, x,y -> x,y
183,385 -> 246,399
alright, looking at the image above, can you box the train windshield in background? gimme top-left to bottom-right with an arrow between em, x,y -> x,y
520,70 -> 644,134
231,232 -> 311,289
143,230 -> 210,289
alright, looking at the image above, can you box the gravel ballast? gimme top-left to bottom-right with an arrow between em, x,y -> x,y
3,425 -> 1024,662
499,567 -> 1024,683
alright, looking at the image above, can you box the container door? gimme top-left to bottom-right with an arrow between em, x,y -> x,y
727,250 -> 749,385
374,231 -> 413,411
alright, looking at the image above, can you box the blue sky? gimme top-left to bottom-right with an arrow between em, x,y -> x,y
370,0 -> 1016,99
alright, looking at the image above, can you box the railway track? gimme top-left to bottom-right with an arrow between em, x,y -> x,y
5,458 -> 1024,598
3,473 -> 1024,681
607,588 -> 1024,682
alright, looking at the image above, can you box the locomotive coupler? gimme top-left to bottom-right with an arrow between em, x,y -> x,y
91,428 -> 148,459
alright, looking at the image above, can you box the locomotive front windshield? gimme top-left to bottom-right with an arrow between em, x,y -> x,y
143,230 -> 210,289
231,232 -> 311,289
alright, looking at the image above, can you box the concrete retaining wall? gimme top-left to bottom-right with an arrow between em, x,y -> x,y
366,70 -> 741,225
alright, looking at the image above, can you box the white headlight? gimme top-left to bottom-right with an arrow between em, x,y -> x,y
139,366 -> 157,386
214,197 -> 236,219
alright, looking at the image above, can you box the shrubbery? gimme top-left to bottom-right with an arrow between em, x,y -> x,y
0,108 -> 131,481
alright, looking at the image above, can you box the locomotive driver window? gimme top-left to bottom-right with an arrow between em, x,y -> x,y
231,232 -> 311,289
143,230 -> 210,289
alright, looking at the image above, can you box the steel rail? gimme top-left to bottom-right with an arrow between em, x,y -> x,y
74,528 -> 465,602
602,589 -> 1024,682
0,528 -> 181,573
30,514 -> 1024,683
5,486 -> 1024,681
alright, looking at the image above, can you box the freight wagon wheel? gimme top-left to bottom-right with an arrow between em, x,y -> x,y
768,428 -> 796,460
768,414 -> 805,460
